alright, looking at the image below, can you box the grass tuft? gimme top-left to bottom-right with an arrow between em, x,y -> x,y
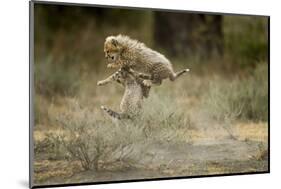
204,63 -> 268,122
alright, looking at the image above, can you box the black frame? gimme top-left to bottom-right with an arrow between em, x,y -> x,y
29,0 -> 270,188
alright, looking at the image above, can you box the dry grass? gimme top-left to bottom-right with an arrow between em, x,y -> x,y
203,63 -> 268,122
33,60 -> 268,185
233,122 -> 268,142
34,160 -> 83,183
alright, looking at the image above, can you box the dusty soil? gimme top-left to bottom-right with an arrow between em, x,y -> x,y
33,122 -> 268,186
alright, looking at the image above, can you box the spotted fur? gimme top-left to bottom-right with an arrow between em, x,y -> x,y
97,67 -> 151,120
104,34 -> 190,86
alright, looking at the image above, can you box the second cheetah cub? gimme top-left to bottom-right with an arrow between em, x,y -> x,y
97,67 -> 150,120
104,34 -> 190,86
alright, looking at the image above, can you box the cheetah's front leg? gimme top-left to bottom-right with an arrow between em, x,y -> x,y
97,78 -> 112,86
97,68 -> 123,86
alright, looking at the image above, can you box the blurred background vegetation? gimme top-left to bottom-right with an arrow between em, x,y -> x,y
34,3 -> 268,124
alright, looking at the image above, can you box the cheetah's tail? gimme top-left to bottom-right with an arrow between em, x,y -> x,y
170,68 -> 190,81
101,106 -> 130,120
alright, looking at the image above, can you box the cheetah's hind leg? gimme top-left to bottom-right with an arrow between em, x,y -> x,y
169,68 -> 190,81
127,68 -> 152,95
101,106 -> 130,120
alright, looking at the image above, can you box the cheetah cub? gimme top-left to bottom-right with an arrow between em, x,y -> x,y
97,67 -> 151,120
104,34 -> 190,86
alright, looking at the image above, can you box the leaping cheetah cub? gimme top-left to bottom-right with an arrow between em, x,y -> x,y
104,34 -> 190,86
97,67 -> 151,120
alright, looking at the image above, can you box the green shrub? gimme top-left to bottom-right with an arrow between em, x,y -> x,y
204,63 -> 268,122
50,99 -> 148,171
224,16 -> 268,67
35,56 -> 80,97
40,92 -> 193,170
134,92 -> 193,142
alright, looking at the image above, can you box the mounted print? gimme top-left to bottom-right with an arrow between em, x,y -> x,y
29,0 -> 269,188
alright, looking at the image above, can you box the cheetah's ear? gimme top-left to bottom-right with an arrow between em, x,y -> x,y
111,39 -> 119,47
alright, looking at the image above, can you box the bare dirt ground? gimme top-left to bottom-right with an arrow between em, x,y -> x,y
33,122 -> 268,186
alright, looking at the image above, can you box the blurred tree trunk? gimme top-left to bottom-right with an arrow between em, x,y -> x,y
153,12 -> 223,58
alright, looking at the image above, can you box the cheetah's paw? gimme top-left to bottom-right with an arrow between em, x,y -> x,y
142,80 -> 152,87
97,81 -> 104,86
